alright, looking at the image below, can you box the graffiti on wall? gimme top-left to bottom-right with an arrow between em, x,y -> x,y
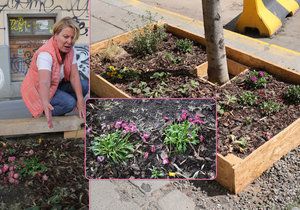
74,45 -> 89,80
0,0 -> 89,36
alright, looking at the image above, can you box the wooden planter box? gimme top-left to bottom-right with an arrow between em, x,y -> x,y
91,23 -> 300,193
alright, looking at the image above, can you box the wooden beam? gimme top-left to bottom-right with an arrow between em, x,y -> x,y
64,129 -> 84,139
0,115 -> 84,136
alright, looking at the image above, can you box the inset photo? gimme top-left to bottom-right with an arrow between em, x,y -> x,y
85,99 -> 216,179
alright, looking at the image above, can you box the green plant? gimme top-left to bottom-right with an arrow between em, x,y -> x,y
178,80 -> 199,95
224,94 -> 237,105
47,187 -> 69,205
239,91 -> 258,106
19,157 -> 47,177
91,131 -> 134,164
132,25 -> 167,56
163,120 -> 199,154
102,66 -> 140,81
245,70 -> 269,89
243,117 -> 253,126
259,100 -> 281,115
284,85 -> 300,104
128,82 -> 151,96
150,166 -> 164,178
150,72 -> 170,80
164,52 -> 181,64
176,38 -> 193,53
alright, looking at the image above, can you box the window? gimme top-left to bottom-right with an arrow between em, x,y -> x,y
8,15 -> 56,82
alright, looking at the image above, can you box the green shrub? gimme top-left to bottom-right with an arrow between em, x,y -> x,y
239,91 -> 258,106
176,38 -> 193,53
91,131 -> 134,164
284,85 -> 300,104
19,157 -> 47,177
132,26 -> 167,56
259,100 -> 281,116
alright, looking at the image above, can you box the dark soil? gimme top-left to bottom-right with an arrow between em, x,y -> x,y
0,133 -> 88,209
86,99 -> 216,179
90,32 -> 300,158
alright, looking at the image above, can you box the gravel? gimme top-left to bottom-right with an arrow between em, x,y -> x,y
171,146 -> 300,209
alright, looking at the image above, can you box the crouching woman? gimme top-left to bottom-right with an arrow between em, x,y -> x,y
21,17 -> 88,128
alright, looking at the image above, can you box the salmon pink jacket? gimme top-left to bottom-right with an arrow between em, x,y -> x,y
21,37 -> 74,117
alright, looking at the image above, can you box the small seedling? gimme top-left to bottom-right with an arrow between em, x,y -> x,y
259,100 -> 281,116
150,72 -> 170,80
176,38 -> 193,53
91,131 -> 134,164
150,166 -> 164,178
283,85 -> 300,104
163,120 -> 199,154
239,91 -> 258,106
164,52 -> 181,64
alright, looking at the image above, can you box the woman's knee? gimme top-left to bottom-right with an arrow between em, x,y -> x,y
81,79 -> 89,96
65,96 -> 77,112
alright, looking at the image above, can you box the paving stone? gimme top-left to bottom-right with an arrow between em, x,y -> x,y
90,180 -> 140,210
158,189 -> 195,210
129,180 -> 170,193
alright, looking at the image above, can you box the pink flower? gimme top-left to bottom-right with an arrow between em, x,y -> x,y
162,158 -> 169,165
2,164 -> 9,173
8,156 -> 16,162
142,133 -> 150,142
114,120 -> 123,129
150,145 -> 156,153
199,135 -> 205,142
13,173 -> 19,179
190,114 -> 205,125
144,152 -> 149,159
42,174 -> 48,181
180,110 -> 188,121
163,116 -> 170,122
86,127 -> 92,134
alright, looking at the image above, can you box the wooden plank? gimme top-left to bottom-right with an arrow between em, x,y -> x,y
216,154 -> 243,192
227,59 -> 249,76
233,118 -> 300,193
0,115 -> 84,136
91,72 -> 131,98
226,47 -> 300,84
64,129 -> 84,139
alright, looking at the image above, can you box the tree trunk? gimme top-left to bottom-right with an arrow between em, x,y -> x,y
202,0 -> 229,85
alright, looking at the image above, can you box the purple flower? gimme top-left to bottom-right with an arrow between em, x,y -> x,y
8,156 -> 16,162
250,76 -> 258,83
144,152 -> 149,159
86,127 -> 92,134
97,156 -> 105,162
189,114 -> 205,125
114,120 -> 123,129
128,123 -> 138,133
258,71 -> 265,77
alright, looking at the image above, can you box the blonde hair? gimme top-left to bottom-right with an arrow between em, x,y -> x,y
52,17 -> 80,42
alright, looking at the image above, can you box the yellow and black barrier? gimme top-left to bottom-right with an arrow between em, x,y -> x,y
236,0 -> 300,37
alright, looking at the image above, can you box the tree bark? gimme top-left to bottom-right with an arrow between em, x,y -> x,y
202,0 -> 229,85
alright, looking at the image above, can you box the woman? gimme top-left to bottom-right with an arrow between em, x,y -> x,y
21,17 -> 88,128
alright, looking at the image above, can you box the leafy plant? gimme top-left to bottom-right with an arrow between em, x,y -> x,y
178,80 -> 199,95
19,157 -> 47,177
224,94 -> 237,105
132,25 -> 167,56
245,70 -> 269,89
91,131 -> 134,164
102,66 -> 140,81
47,187 -> 69,205
163,120 -> 199,154
283,85 -> 300,104
128,82 -> 151,96
176,38 -> 193,53
150,72 -> 170,80
239,91 -> 258,106
164,52 -> 182,64
150,166 -> 164,178
259,100 -> 281,116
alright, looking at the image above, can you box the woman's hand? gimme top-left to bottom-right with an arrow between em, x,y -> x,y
43,103 -> 54,128
76,97 -> 85,118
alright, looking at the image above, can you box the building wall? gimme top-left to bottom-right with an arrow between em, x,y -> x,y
0,0 -> 89,99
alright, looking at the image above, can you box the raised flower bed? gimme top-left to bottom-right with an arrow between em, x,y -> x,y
90,23 -> 300,193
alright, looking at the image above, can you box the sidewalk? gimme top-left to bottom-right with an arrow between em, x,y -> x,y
90,1 -> 300,209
